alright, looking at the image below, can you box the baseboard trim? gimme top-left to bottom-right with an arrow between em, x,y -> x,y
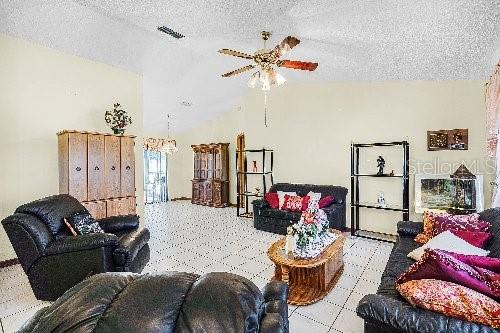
170,197 -> 191,201
0,258 -> 19,268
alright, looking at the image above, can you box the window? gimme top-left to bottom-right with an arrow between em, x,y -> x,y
143,150 -> 168,203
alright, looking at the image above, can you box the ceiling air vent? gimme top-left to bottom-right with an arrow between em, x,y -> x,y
157,26 -> 185,39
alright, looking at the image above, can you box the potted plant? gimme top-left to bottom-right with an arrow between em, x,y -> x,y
105,103 -> 132,135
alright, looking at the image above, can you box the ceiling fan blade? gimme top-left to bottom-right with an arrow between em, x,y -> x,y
273,36 -> 300,58
277,60 -> 318,71
218,49 -> 254,60
221,64 -> 255,77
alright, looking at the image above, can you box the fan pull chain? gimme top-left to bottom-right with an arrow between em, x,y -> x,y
264,91 -> 268,127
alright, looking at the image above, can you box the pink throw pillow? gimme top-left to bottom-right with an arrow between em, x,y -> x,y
443,251 -> 500,273
318,196 -> 334,208
265,192 -> 279,209
432,214 -> 491,236
397,249 -> 500,301
397,279 -> 500,328
446,229 -> 493,248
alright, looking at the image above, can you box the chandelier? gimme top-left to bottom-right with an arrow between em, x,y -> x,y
143,114 -> 178,154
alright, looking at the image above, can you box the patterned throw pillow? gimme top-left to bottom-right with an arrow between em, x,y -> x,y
397,279 -> 500,328
432,214 -> 491,236
414,211 -> 444,244
398,249 -> 500,301
277,191 -> 296,210
282,195 -> 310,212
65,212 -> 104,235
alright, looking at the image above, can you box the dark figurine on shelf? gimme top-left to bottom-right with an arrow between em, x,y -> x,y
389,170 -> 395,176
377,156 -> 385,175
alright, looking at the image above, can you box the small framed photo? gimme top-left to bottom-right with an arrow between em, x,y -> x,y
427,129 -> 468,151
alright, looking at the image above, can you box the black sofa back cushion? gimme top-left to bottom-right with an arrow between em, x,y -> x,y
175,272 -> 264,333
269,183 -> 348,204
479,207 -> 500,257
15,194 -> 88,235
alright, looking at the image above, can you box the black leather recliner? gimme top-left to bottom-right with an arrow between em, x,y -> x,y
1,194 -> 150,301
252,183 -> 348,234
19,271 -> 289,333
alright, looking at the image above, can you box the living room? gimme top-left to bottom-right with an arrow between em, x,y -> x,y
0,1 -> 499,333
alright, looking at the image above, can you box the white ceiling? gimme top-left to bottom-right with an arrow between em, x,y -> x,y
1,0 -> 499,133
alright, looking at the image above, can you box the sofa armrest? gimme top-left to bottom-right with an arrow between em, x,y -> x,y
252,199 -> 269,209
357,293 -> 497,333
97,214 -> 139,233
44,233 -> 119,255
397,221 -> 423,237
322,203 -> 346,230
262,281 -> 289,303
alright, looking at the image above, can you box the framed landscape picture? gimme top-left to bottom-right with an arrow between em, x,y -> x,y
415,174 -> 483,213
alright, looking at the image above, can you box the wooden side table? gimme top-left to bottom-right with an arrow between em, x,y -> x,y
267,230 -> 346,305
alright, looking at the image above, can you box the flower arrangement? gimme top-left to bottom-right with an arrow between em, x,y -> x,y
105,103 -> 132,135
288,198 -> 337,258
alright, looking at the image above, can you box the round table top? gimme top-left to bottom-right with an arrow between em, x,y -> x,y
267,229 -> 346,268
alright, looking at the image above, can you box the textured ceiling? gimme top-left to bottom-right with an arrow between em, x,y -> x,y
1,0 -> 499,133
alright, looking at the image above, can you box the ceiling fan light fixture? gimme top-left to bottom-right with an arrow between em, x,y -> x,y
275,72 -> 286,86
248,71 -> 260,88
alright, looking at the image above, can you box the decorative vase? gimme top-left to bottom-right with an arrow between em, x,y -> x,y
112,127 -> 125,135
252,160 -> 258,172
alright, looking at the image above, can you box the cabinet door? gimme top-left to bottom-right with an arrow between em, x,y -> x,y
200,152 -> 207,179
120,137 -> 135,197
207,150 -> 213,179
68,132 -> 88,201
213,182 -> 222,206
198,182 -> 205,202
205,181 -> 212,203
106,199 -> 121,217
82,201 -> 106,220
87,134 -> 105,200
192,182 -> 199,202
214,148 -> 222,180
127,197 -> 136,215
105,136 -> 121,198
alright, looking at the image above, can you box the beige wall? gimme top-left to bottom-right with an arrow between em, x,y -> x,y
169,80 -> 490,234
0,34 -> 144,261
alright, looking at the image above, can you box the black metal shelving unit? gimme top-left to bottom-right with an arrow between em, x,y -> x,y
236,149 -> 274,218
350,141 -> 410,242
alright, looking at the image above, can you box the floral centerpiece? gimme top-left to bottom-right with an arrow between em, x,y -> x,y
289,196 -> 337,258
105,103 -> 132,135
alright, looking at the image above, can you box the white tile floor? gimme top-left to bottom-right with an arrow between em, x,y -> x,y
0,201 -> 393,333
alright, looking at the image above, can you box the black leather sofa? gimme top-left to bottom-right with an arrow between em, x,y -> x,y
356,208 -> 500,333
19,271 -> 289,333
252,183 -> 348,234
1,194 -> 150,301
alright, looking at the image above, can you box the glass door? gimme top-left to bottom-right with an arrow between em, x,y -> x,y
143,150 -> 168,203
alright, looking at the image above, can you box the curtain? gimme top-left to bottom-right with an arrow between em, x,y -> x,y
486,63 -> 500,207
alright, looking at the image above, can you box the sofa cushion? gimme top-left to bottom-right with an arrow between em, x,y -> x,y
113,228 -> 150,267
265,192 -> 279,209
282,194 -> 309,212
15,194 -> 88,235
258,208 -> 301,221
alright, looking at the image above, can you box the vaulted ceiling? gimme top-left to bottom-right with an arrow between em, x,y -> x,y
1,0 -> 499,133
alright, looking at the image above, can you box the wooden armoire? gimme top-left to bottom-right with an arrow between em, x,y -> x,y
58,130 -> 136,219
191,143 -> 229,207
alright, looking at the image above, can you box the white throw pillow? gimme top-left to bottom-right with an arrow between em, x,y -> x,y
407,230 -> 490,261
277,191 -> 296,209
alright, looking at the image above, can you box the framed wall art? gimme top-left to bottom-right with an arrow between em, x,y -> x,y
427,129 -> 468,151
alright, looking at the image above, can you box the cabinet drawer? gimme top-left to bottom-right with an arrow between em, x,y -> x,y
106,197 -> 136,217
82,201 -> 106,220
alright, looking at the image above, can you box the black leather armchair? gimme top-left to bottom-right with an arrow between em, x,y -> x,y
1,194 -> 150,301
253,183 -> 348,234
20,272 -> 289,333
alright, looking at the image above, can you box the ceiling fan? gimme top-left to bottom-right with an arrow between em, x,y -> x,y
218,31 -> 318,91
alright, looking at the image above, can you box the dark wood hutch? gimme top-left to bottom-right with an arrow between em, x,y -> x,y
191,143 -> 230,207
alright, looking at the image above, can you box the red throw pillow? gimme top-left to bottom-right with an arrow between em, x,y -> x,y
282,195 -> 310,212
447,229 -> 493,248
264,192 -> 279,209
318,195 -> 334,208
397,249 -> 500,301
397,279 -> 500,328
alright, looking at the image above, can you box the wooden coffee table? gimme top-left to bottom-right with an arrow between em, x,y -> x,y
267,230 -> 346,305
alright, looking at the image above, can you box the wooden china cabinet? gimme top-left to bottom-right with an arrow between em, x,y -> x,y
58,130 -> 137,219
191,143 -> 229,207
